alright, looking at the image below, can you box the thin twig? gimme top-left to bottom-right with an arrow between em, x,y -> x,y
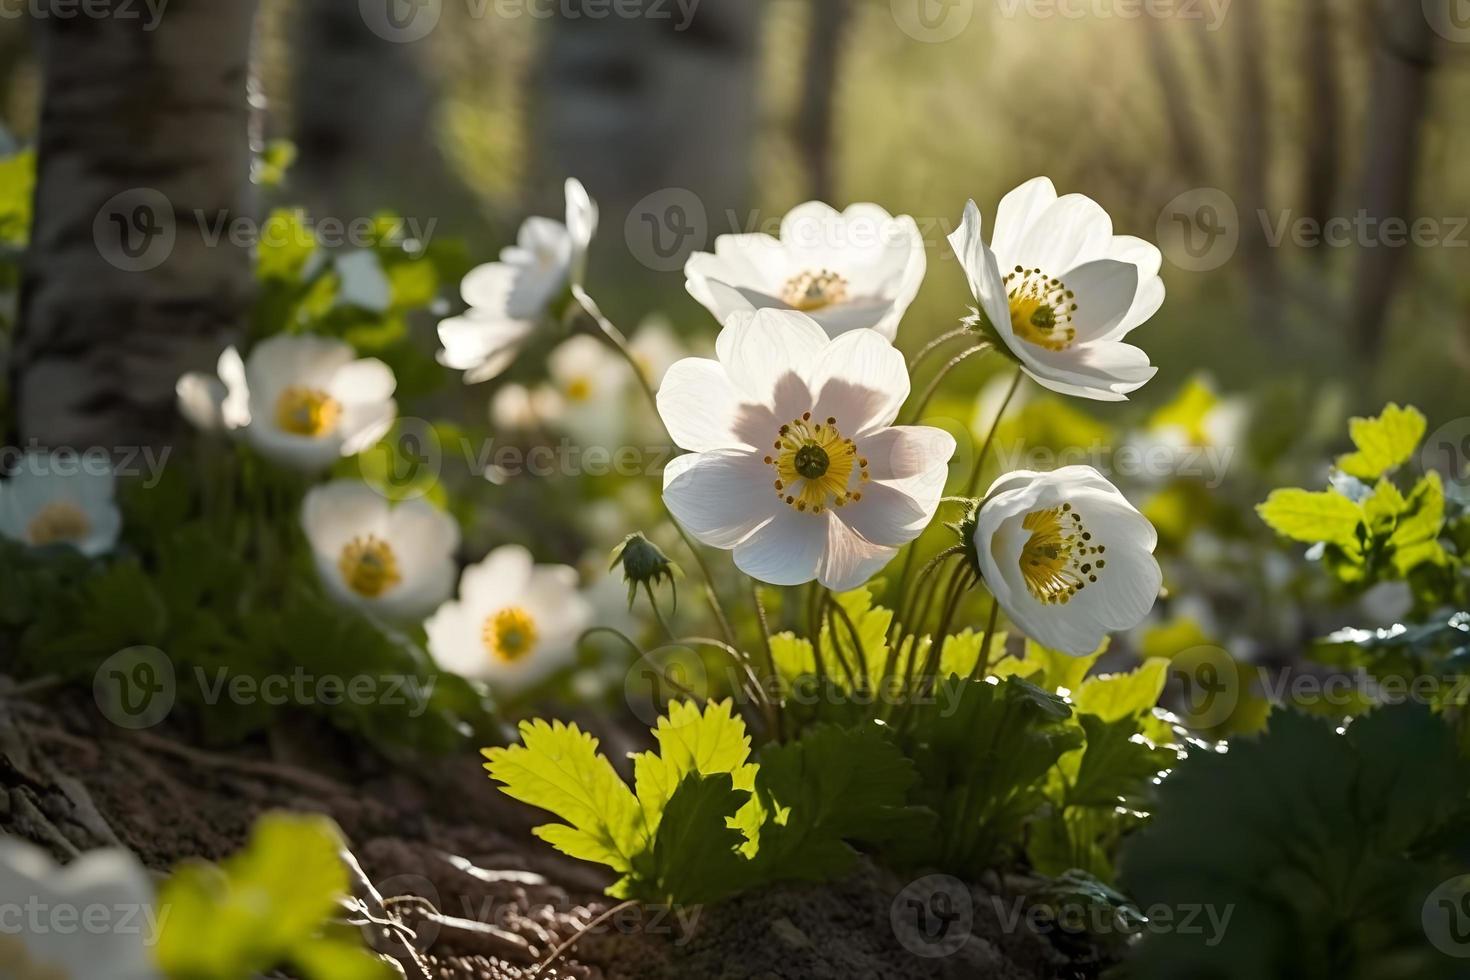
531,899 -> 640,979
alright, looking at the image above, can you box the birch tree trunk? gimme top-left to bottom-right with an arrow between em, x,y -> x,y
532,0 -> 764,297
12,0 -> 258,452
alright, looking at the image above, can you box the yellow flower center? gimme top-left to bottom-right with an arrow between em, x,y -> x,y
1005,266 -> 1078,352
765,412 -> 868,515
483,606 -> 539,664
275,386 -> 342,437
564,376 -> 593,403
1018,502 -> 1106,605
25,501 -> 92,547
782,269 -> 849,312
338,535 -> 402,598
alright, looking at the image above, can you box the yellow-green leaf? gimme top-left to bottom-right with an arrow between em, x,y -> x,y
1335,403 -> 1426,480
1074,658 -> 1170,722
1257,488 -> 1363,548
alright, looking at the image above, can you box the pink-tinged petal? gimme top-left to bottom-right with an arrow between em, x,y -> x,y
663,450 -> 775,549
817,514 -> 897,592
836,480 -> 932,548
807,328 -> 910,435
732,507 -> 825,587
657,357 -> 764,452
857,425 -> 957,483
714,308 -> 828,405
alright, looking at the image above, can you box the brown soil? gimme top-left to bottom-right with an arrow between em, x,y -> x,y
0,678 -> 1062,979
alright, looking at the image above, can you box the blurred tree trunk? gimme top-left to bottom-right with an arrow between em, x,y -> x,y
1350,0 -> 1437,356
1231,0 -> 1278,328
291,0 -> 476,231
533,0 -> 764,299
1299,0 -> 1340,257
795,0 -> 852,202
13,0 -> 258,451
1146,23 -> 1207,185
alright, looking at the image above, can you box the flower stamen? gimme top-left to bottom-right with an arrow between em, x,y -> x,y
26,501 -> 91,547
1005,266 -> 1078,352
338,535 -> 402,598
782,269 -> 849,312
484,607 -> 539,664
275,386 -> 343,437
765,414 -> 867,514
1018,502 -> 1106,605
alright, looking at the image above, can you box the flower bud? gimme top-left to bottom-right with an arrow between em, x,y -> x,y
610,532 -> 680,610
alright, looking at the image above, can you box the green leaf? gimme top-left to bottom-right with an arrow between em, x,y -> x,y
1072,657 -> 1169,721
1122,706 -> 1470,980
1389,471 -> 1448,575
291,936 -> 394,980
749,724 -> 925,883
1335,403 -> 1427,481
156,813 -> 378,980
631,699 -> 757,833
484,719 -> 644,873
646,773 -> 753,906
992,637 -> 1105,693
0,148 -> 35,246
1064,714 -> 1175,808
256,208 -> 317,282
1257,488 -> 1363,549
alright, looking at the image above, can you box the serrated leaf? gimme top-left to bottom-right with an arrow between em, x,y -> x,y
647,773 -> 752,906
1073,658 -> 1169,721
484,719 -> 644,873
992,638 -> 1105,693
1064,714 -> 1175,808
1257,488 -> 1363,548
1389,471 -> 1448,575
631,699 -> 756,833
1336,403 -> 1426,480
749,724 -> 925,883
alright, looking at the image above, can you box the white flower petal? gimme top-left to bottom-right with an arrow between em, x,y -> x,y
329,358 -> 397,405
1009,193 -> 1114,274
1058,259 -> 1139,343
177,372 -> 228,432
657,357 -> 770,452
732,506 -> 825,587
302,481 -> 391,558
662,450 -> 774,549
859,426 -> 958,483
460,544 -> 535,607
565,177 -> 599,256
817,513 -> 897,592
713,309 -> 828,405
991,176 -> 1058,262
806,327 -> 910,435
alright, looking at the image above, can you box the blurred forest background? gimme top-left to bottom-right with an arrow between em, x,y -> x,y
1,0 -> 1465,428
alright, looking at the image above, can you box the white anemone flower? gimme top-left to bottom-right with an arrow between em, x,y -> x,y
301,481 -> 459,621
0,452 -> 121,556
685,201 -> 927,341
545,335 -> 630,446
658,309 -> 955,591
974,466 -> 1162,657
437,178 -> 599,384
176,334 -> 397,472
0,837 -> 162,980
425,545 -> 592,695
949,177 -> 1163,401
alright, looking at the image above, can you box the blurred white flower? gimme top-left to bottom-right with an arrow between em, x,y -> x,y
437,178 -> 599,384
489,383 -> 563,434
333,250 -> 392,312
628,316 -> 687,390
545,335 -> 630,446
301,481 -> 459,621
685,201 -> 926,341
974,465 -> 1161,656
949,177 -> 1162,401
426,544 -> 592,695
177,334 -> 397,472
0,452 -> 121,556
658,309 -> 955,592
0,837 -> 161,980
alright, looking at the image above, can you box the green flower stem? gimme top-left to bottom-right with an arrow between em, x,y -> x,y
965,366 -> 1023,497
906,325 -> 971,372
572,286 -> 740,652
749,580 -> 785,740
904,343 -> 991,425
970,596 -> 1002,681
